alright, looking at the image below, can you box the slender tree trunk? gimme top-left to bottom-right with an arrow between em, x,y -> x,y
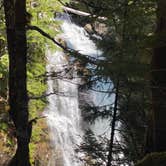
107,79 -> 119,166
3,0 -> 31,165
148,0 -> 166,152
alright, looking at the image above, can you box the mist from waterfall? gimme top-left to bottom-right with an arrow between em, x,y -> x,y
44,14 -> 103,166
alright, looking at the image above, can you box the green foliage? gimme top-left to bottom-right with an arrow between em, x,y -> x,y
29,143 -> 37,164
81,104 -> 113,124
0,122 -> 8,131
26,0 -> 67,117
0,54 -> 8,98
26,0 -> 69,121
27,38 -> 47,119
79,129 -> 107,166
135,152 -> 166,166
70,0 -> 156,165
26,0 -> 70,164
26,0 -> 69,49
0,55 -> 8,77
0,7 -> 8,98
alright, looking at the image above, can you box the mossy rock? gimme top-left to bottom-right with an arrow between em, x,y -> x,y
30,119 -> 52,166
135,152 -> 166,166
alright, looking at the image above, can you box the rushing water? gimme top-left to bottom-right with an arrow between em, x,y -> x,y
45,50 -> 82,166
45,14 -> 103,166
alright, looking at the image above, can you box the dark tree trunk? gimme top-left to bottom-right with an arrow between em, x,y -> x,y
3,0 -> 31,165
107,79 -> 119,166
147,0 -> 166,152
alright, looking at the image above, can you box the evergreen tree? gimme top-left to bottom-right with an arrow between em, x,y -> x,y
68,0 -> 156,165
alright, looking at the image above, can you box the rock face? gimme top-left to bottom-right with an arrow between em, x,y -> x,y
94,22 -> 108,35
84,24 -> 93,33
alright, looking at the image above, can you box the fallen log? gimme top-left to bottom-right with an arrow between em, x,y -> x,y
63,6 -> 107,20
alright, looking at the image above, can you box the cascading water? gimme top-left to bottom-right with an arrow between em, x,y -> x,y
45,50 -> 82,166
44,14 -> 102,166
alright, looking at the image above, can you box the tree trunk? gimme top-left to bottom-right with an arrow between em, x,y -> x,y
149,0 -> 166,152
107,79 -> 119,166
3,0 -> 31,165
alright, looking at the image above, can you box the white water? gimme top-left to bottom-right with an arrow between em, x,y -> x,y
45,50 -> 82,166
45,14 -> 103,166
60,21 -> 102,58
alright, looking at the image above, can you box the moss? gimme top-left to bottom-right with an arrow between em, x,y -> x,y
0,54 -> 8,98
27,33 -> 48,165
135,152 -> 166,166
30,119 -> 51,166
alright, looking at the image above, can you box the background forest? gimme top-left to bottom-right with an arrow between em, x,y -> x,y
0,0 -> 166,166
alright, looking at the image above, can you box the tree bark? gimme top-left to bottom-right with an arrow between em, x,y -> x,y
148,0 -> 166,152
3,0 -> 31,165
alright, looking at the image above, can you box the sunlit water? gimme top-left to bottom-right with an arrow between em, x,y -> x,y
45,50 -> 82,166
45,14 -> 104,166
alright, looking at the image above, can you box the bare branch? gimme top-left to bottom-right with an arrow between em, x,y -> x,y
26,25 -> 110,66
27,25 -> 66,50
28,91 -> 76,100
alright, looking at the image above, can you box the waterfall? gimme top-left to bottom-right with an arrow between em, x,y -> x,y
44,14 -> 102,166
45,50 -> 82,166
